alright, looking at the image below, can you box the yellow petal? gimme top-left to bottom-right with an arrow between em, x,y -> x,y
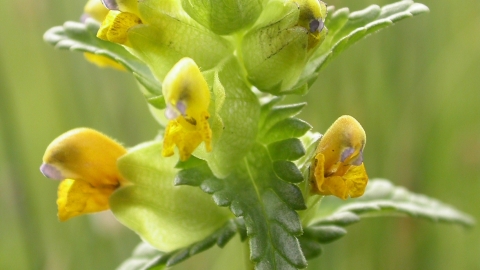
344,163 -> 368,198
162,111 -> 212,161
97,10 -> 142,46
161,58 -> 212,160
41,128 -> 127,187
57,179 -> 116,221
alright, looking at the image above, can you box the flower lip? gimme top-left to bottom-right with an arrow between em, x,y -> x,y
40,163 -> 64,180
340,147 -> 364,165
101,0 -> 119,10
309,19 -> 324,33
165,101 -> 187,120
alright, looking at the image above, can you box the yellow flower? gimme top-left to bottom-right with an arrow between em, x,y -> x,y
82,0 -> 128,70
40,128 -> 127,221
310,115 -> 368,199
97,10 -> 142,47
161,58 -> 212,161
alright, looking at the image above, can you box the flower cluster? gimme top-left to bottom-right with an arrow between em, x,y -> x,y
41,0 -> 368,255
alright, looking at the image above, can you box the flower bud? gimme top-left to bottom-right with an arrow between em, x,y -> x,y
181,0 -> 266,35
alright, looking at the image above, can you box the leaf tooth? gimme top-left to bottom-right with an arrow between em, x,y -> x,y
165,249 -> 190,266
212,190 -> 232,206
230,200 -> 244,216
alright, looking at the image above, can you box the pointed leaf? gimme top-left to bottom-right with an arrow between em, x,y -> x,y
116,242 -> 165,270
268,138 -> 306,161
262,118 -> 312,144
260,103 -> 306,131
44,19 -> 162,96
315,179 -> 475,227
176,144 -> 308,269
117,219 -> 243,269
273,160 -> 304,183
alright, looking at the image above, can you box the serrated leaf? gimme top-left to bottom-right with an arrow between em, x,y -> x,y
260,103 -> 306,132
261,118 -> 312,144
291,0 -> 429,93
300,180 -> 473,261
298,237 -> 322,260
116,242 -> 165,270
43,19 -> 162,96
303,225 -> 347,243
176,143 -> 307,269
117,219 -> 243,269
273,160 -> 304,183
259,96 -> 284,125
315,179 -> 475,227
268,138 -> 306,161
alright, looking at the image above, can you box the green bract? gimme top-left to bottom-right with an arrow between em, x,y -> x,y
111,141 -> 232,252
241,0 -> 328,94
181,0 -> 267,35
41,1 -> 476,270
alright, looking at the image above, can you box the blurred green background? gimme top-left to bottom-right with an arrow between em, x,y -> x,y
1,0 -> 479,269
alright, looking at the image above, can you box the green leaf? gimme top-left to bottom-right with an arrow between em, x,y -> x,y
116,242 -> 165,270
291,0 -> 429,93
117,219 -> 245,269
111,141 -> 232,252
299,179 -> 474,261
176,144 -> 308,269
259,103 -> 306,131
303,225 -> 347,244
315,179 -> 475,227
261,118 -> 312,144
43,19 -> 162,96
273,160 -> 304,183
268,138 -> 306,161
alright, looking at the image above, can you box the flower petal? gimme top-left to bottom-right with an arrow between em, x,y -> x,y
344,163 -> 368,198
97,10 -> 142,46
57,179 -> 116,221
161,58 -> 212,160
42,128 -> 127,187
